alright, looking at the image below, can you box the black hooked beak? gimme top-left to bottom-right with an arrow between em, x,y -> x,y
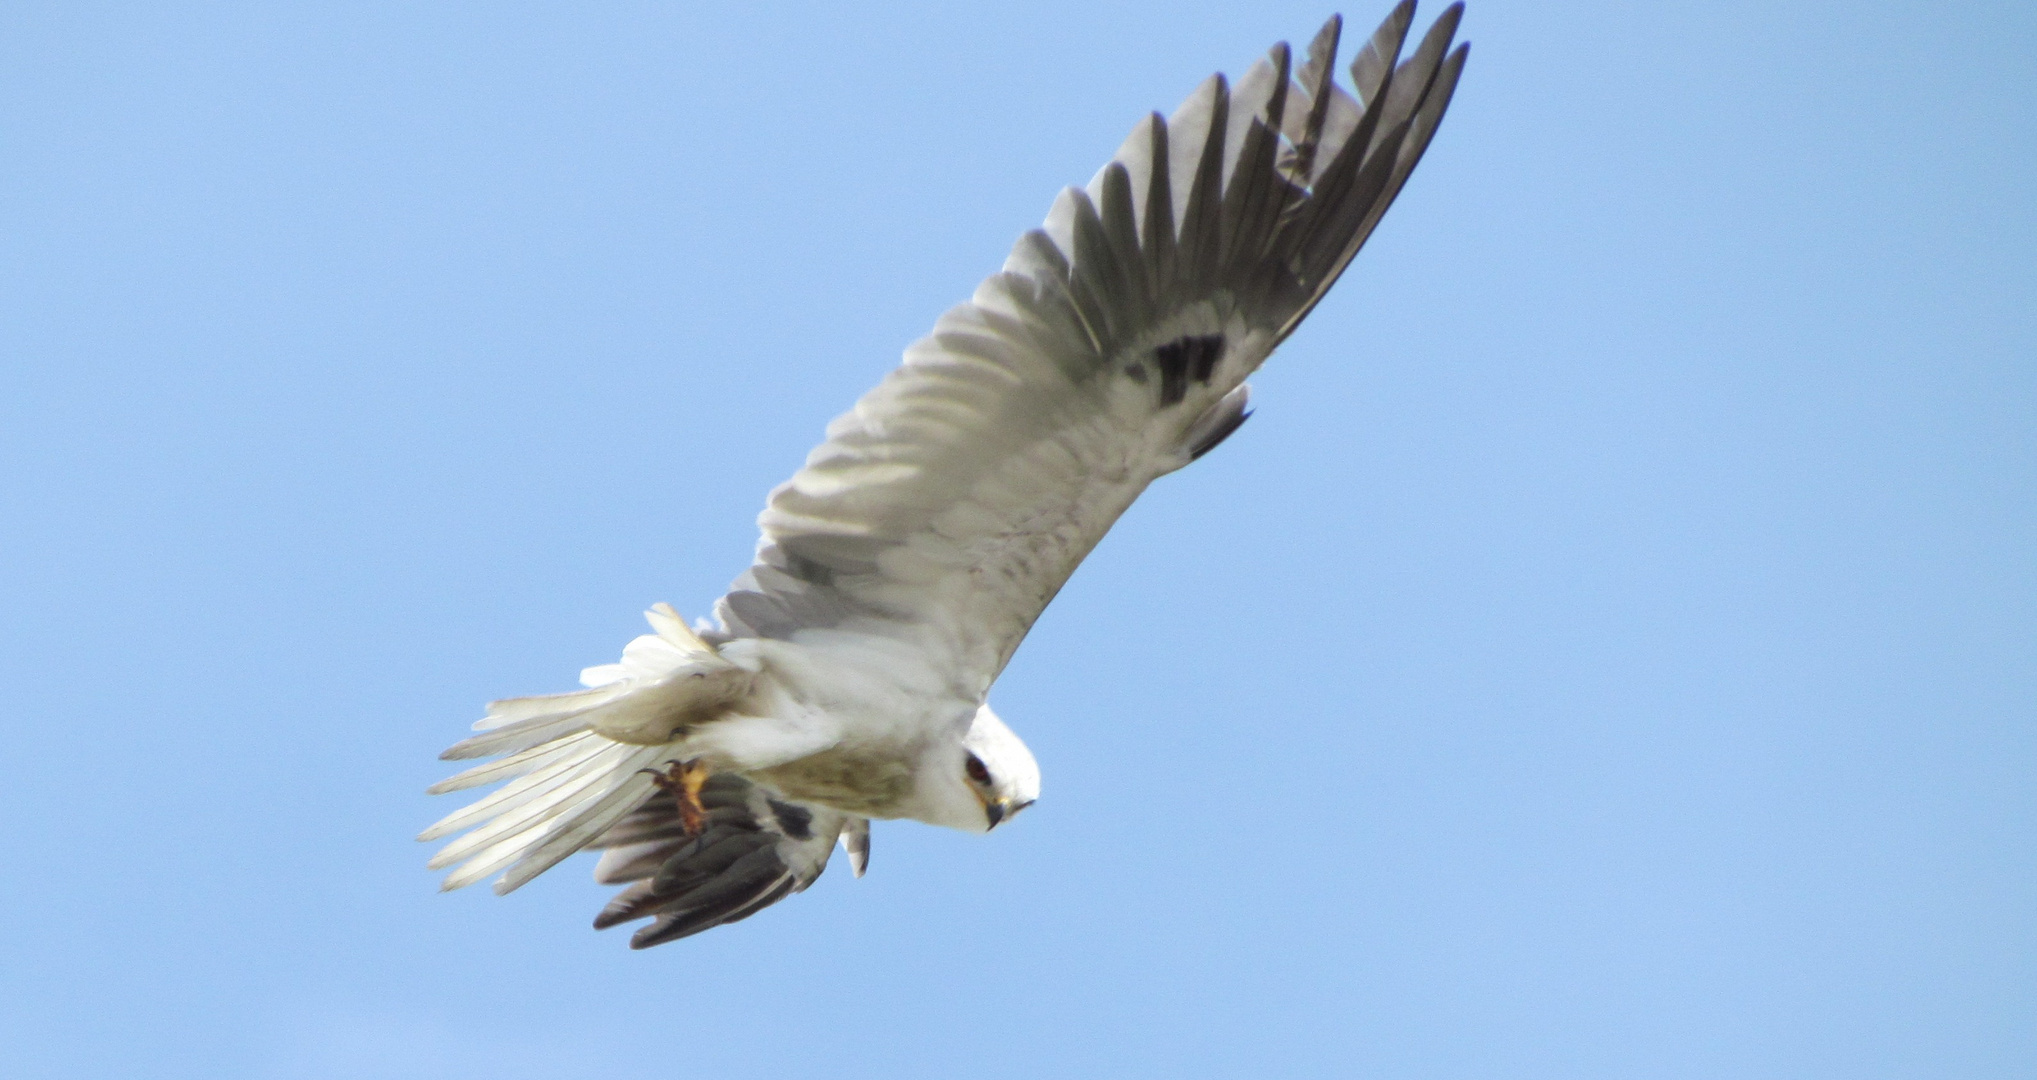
985,798 -> 1035,830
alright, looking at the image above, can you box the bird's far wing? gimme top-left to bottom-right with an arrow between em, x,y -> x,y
588,773 -> 858,948
715,4 -> 1467,690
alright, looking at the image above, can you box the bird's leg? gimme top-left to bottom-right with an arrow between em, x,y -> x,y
640,758 -> 713,837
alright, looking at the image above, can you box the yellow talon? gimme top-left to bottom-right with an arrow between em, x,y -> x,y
640,759 -> 712,837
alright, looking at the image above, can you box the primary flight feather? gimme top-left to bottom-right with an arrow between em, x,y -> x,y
424,3 -> 1468,949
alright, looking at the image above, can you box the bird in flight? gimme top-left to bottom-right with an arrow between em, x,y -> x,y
423,3 -> 1468,949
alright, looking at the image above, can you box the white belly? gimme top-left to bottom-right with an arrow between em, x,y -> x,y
688,630 -> 977,816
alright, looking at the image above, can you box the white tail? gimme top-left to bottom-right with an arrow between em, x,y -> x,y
420,604 -> 746,894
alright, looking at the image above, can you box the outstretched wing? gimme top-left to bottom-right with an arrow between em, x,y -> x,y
421,5 -> 1467,925
714,4 -> 1468,690
588,773 -> 868,949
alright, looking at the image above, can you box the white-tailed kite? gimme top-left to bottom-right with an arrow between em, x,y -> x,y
423,3 -> 1467,948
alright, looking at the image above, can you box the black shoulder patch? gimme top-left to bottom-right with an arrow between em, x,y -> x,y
1152,335 -> 1225,406
767,799 -> 814,841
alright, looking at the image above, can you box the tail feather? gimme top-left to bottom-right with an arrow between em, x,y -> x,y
494,761 -> 666,894
435,745 -> 661,892
439,709 -> 604,761
418,736 -> 614,844
426,735 -> 594,795
440,831 -> 552,893
424,604 -> 728,895
474,684 -> 625,730
426,755 -> 618,872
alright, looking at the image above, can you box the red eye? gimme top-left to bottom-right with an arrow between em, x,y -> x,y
965,754 -> 991,785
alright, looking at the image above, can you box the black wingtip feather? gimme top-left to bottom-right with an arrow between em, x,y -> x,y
1175,74 -> 1230,295
1290,15 -> 1343,182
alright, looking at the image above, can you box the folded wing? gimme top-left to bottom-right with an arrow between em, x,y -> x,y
589,773 -> 863,948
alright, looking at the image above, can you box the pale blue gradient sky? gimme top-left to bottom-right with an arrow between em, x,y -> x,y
2,2 -> 2031,1077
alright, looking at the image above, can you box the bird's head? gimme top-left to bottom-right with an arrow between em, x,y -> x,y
918,703 -> 1039,833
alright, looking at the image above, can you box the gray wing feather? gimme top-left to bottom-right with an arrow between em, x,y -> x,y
715,5 -> 1467,686
588,773 -> 848,949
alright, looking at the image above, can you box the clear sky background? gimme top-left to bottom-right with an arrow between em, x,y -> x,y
2,2 -> 2031,1077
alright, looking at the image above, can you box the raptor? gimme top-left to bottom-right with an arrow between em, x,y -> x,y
423,3 -> 1467,949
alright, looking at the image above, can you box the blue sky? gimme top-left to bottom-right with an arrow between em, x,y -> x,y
2,1 -> 2031,1077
